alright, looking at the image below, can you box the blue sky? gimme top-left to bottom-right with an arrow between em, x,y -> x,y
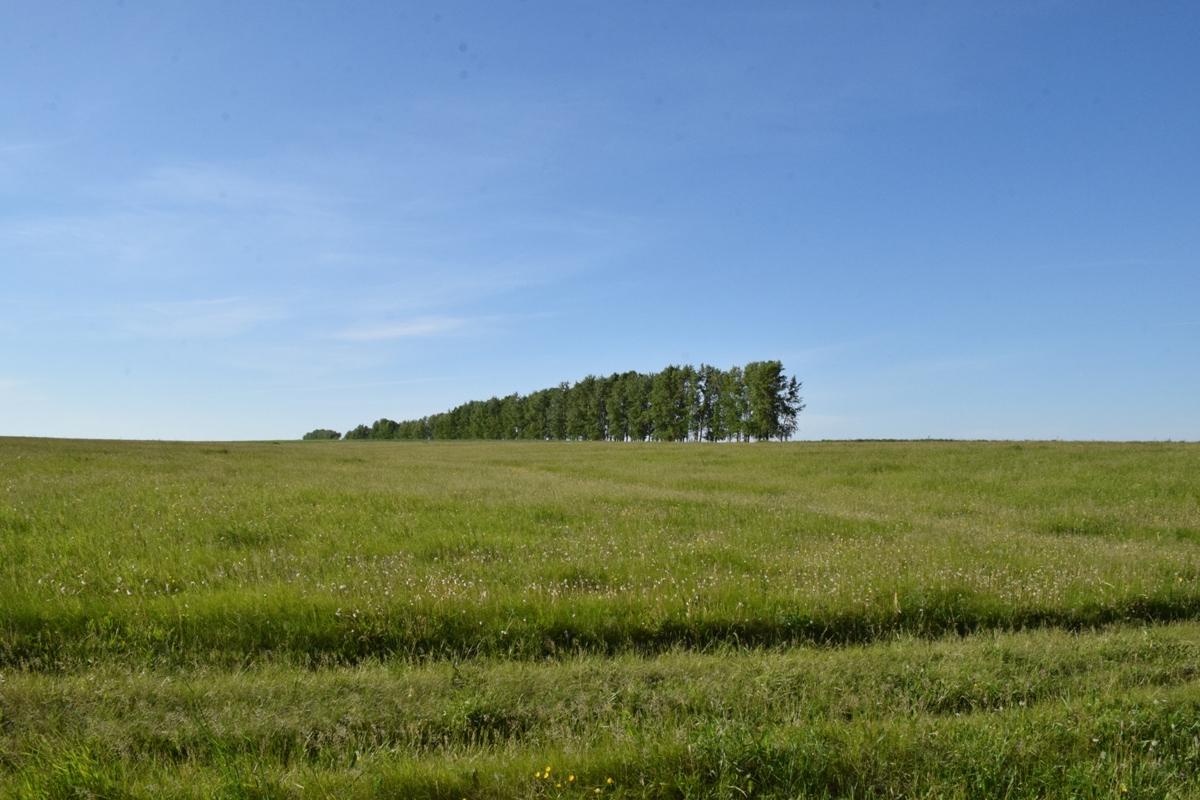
2,1 -> 1198,440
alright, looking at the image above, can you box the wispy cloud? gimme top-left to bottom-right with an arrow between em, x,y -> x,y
333,316 -> 466,341
0,378 -> 27,400
112,298 -> 287,339
0,162 -> 360,286
128,165 -> 341,216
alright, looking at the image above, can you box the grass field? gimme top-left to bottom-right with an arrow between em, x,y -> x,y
2,437 -> 1199,798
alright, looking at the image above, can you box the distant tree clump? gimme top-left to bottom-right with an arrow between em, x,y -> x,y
302,429 -> 342,440
343,425 -> 371,440
324,360 -> 803,442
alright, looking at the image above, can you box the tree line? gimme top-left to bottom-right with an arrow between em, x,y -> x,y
304,360 -> 804,442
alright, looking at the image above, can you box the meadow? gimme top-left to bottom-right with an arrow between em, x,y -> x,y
1,437 -> 1199,798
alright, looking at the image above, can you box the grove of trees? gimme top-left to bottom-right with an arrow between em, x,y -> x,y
327,361 -> 803,442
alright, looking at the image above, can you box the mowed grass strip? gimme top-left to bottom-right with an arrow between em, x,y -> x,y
3,624 -> 1200,798
1,438 -> 1199,666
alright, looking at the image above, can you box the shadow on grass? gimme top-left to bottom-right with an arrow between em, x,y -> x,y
5,588 -> 1200,670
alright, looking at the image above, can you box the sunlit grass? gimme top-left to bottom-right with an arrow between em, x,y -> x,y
2,437 -> 1199,796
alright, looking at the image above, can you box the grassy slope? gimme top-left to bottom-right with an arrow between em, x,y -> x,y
1,438 -> 1199,797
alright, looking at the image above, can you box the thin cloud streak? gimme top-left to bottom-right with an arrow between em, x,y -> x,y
333,316 -> 467,341
111,298 -> 287,339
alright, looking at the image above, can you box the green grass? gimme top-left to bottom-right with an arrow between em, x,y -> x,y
1,437 -> 1199,797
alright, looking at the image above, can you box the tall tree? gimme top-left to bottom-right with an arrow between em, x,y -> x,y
547,384 -> 569,440
682,364 -> 701,442
499,394 -> 522,440
697,364 -> 724,441
567,375 -> 603,440
625,372 -> 654,441
743,360 -> 804,441
344,424 -> 371,440
718,367 -> 748,442
778,376 -> 805,440
369,418 -> 400,439
649,365 -> 689,441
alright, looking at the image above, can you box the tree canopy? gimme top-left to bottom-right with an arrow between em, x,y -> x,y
316,361 -> 803,442
301,429 -> 342,440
